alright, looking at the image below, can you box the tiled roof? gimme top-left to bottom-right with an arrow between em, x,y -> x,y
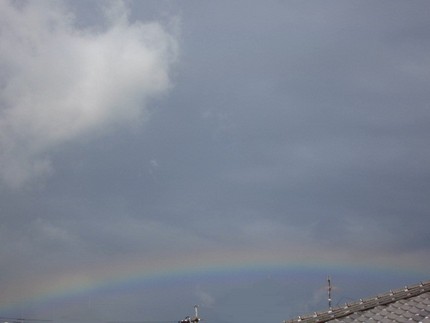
283,280 -> 430,323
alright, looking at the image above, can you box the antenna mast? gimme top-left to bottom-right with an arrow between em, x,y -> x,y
327,276 -> 332,310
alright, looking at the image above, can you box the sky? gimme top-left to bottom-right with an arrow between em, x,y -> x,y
0,1 -> 430,322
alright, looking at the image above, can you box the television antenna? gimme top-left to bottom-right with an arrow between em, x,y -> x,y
178,305 -> 201,323
327,276 -> 332,311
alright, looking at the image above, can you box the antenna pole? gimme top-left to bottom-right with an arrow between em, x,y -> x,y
327,276 -> 332,310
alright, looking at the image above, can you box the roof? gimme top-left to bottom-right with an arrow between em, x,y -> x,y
284,280 -> 430,323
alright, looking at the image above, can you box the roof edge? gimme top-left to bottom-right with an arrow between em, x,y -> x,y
283,280 -> 430,323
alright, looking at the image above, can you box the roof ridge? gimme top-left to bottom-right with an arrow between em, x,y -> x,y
283,280 -> 430,323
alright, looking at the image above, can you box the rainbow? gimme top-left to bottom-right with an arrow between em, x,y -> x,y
1,246 -> 428,317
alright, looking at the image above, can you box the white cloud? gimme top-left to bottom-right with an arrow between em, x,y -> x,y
0,0 -> 178,188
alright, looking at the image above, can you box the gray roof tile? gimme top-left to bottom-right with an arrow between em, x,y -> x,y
283,281 -> 430,323
388,312 -> 400,320
395,307 -> 405,315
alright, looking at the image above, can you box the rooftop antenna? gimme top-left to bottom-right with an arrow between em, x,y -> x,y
193,305 -> 199,322
327,276 -> 332,311
179,305 -> 200,323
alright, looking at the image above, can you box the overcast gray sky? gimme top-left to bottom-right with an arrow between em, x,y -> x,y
1,1 -> 429,323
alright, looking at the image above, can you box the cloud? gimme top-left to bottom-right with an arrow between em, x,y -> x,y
0,0 -> 178,188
